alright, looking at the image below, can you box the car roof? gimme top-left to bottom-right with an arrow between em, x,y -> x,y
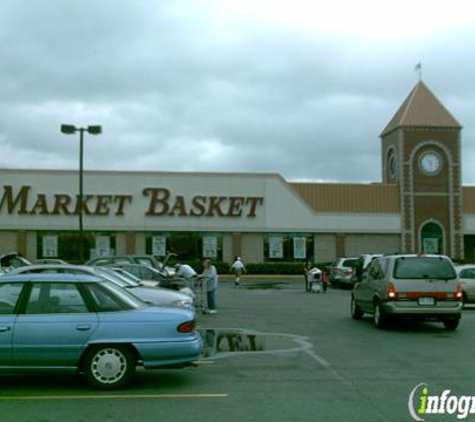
10,264 -> 93,272
385,254 -> 451,259
0,273 -> 103,283
455,264 -> 475,270
108,263 -> 157,269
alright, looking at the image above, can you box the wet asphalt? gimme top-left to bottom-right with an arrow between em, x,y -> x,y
2,276 -> 475,422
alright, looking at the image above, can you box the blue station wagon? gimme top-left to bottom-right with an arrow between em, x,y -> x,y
0,273 -> 201,389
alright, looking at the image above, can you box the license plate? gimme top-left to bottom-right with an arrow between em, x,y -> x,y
418,297 -> 435,306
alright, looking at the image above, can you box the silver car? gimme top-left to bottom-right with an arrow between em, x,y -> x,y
8,265 -> 194,311
456,265 -> 475,304
329,257 -> 358,288
351,254 -> 463,330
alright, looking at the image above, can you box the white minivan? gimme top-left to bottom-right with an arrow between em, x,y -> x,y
351,254 -> 463,330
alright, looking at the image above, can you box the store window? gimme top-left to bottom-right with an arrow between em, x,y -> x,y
146,232 -> 222,261
36,232 -> 116,264
264,234 -> 313,262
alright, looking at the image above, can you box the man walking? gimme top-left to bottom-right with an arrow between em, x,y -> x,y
230,257 -> 246,288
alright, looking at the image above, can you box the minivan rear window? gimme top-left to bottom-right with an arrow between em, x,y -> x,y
393,257 -> 456,280
342,259 -> 357,268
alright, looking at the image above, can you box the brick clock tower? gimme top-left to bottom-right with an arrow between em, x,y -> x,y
381,81 -> 463,259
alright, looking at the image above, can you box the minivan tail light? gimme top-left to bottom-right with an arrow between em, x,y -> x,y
177,320 -> 196,333
454,283 -> 463,300
388,282 -> 398,299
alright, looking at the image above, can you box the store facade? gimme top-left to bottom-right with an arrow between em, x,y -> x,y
0,170 -> 401,263
2,81 -> 475,264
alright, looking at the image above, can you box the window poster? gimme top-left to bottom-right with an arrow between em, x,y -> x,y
423,238 -> 439,254
152,235 -> 167,256
95,236 -> 111,257
203,236 -> 218,258
42,235 -> 58,257
269,236 -> 283,259
293,237 -> 306,259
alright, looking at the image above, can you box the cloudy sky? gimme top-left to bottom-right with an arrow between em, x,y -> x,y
1,0 -> 475,184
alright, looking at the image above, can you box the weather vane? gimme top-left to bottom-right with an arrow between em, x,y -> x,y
415,62 -> 422,81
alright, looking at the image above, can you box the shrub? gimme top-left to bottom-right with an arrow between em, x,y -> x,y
174,260 -> 332,275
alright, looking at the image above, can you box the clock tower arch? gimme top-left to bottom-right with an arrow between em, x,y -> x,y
380,81 -> 463,258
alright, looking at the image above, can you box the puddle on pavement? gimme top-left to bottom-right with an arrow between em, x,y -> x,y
198,329 -> 302,358
242,282 -> 287,290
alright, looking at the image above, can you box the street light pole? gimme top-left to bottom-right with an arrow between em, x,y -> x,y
78,128 -> 85,263
61,124 -> 102,263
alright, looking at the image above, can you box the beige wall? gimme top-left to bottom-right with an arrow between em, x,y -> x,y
0,231 -> 18,256
314,234 -> 337,263
242,233 -> 264,263
345,234 -> 400,256
25,232 -> 37,262
135,232 -> 146,254
222,233 -> 234,263
115,233 -> 127,255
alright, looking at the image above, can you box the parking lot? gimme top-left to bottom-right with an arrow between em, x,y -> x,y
1,277 -> 475,422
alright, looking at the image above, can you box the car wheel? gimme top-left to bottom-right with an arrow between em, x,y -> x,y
462,292 -> 468,307
373,302 -> 387,329
443,318 -> 460,331
351,297 -> 364,319
83,345 -> 136,390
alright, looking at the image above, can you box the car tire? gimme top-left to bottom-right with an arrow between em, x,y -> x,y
462,292 -> 468,307
351,297 -> 364,319
373,302 -> 387,329
443,318 -> 460,331
83,345 -> 136,390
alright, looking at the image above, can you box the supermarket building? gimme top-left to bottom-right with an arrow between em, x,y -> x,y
2,81 -> 475,264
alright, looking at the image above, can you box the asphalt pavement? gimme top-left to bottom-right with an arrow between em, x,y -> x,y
1,276 -> 475,422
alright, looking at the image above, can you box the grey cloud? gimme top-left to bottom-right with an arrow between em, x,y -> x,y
1,1 -> 475,184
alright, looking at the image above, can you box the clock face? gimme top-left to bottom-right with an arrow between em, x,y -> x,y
419,152 -> 441,175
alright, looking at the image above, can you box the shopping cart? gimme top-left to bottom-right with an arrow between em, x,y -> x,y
307,267 -> 325,293
194,277 -> 208,314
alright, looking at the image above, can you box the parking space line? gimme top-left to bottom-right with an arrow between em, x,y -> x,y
0,393 -> 228,401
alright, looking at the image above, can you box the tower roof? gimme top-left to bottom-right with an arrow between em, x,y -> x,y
381,81 -> 461,137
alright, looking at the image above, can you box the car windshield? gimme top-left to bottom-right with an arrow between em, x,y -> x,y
459,268 -> 475,279
393,257 -> 456,280
92,266 -> 140,288
112,268 -> 142,283
98,281 -> 148,309
342,259 -> 357,268
135,258 -> 154,267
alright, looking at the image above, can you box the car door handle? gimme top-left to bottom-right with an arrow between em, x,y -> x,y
0,326 -> 11,332
76,325 -> 92,331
